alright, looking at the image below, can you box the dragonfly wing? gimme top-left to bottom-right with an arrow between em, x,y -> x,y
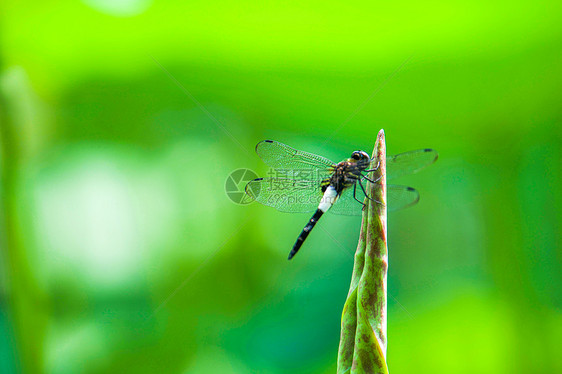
245,178 -> 323,213
329,183 -> 420,215
387,184 -> 420,211
255,140 -> 335,179
387,149 -> 438,180
329,185 -> 364,216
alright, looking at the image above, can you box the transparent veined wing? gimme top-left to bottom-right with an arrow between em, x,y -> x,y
245,178 -> 323,213
329,184 -> 421,216
255,140 -> 335,180
386,185 -> 420,211
328,184 -> 364,216
387,149 -> 438,181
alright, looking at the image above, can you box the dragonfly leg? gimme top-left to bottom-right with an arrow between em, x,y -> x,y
359,179 -> 382,205
361,173 -> 382,184
352,182 -> 366,209
364,160 -> 380,172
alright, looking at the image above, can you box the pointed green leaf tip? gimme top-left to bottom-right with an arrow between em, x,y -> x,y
337,129 -> 389,374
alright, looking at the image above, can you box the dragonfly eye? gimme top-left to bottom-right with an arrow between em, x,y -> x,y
351,151 -> 369,161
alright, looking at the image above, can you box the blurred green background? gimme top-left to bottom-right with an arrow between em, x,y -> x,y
1,0 -> 561,373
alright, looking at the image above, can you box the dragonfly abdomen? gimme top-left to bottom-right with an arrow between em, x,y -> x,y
289,209 -> 323,260
318,185 -> 338,212
289,185 -> 338,260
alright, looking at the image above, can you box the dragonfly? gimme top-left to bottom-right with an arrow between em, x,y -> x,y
245,140 -> 438,260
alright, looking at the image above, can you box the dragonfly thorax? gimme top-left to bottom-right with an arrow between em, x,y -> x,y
326,155 -> 371,194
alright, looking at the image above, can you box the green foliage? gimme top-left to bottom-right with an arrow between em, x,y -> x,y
1,1 -> 562,373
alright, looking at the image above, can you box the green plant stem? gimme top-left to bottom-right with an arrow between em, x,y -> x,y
337,129 -> 388,374
0,68 -> 47,373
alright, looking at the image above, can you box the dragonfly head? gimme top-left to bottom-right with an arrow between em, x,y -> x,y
350,150 -> 370,163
